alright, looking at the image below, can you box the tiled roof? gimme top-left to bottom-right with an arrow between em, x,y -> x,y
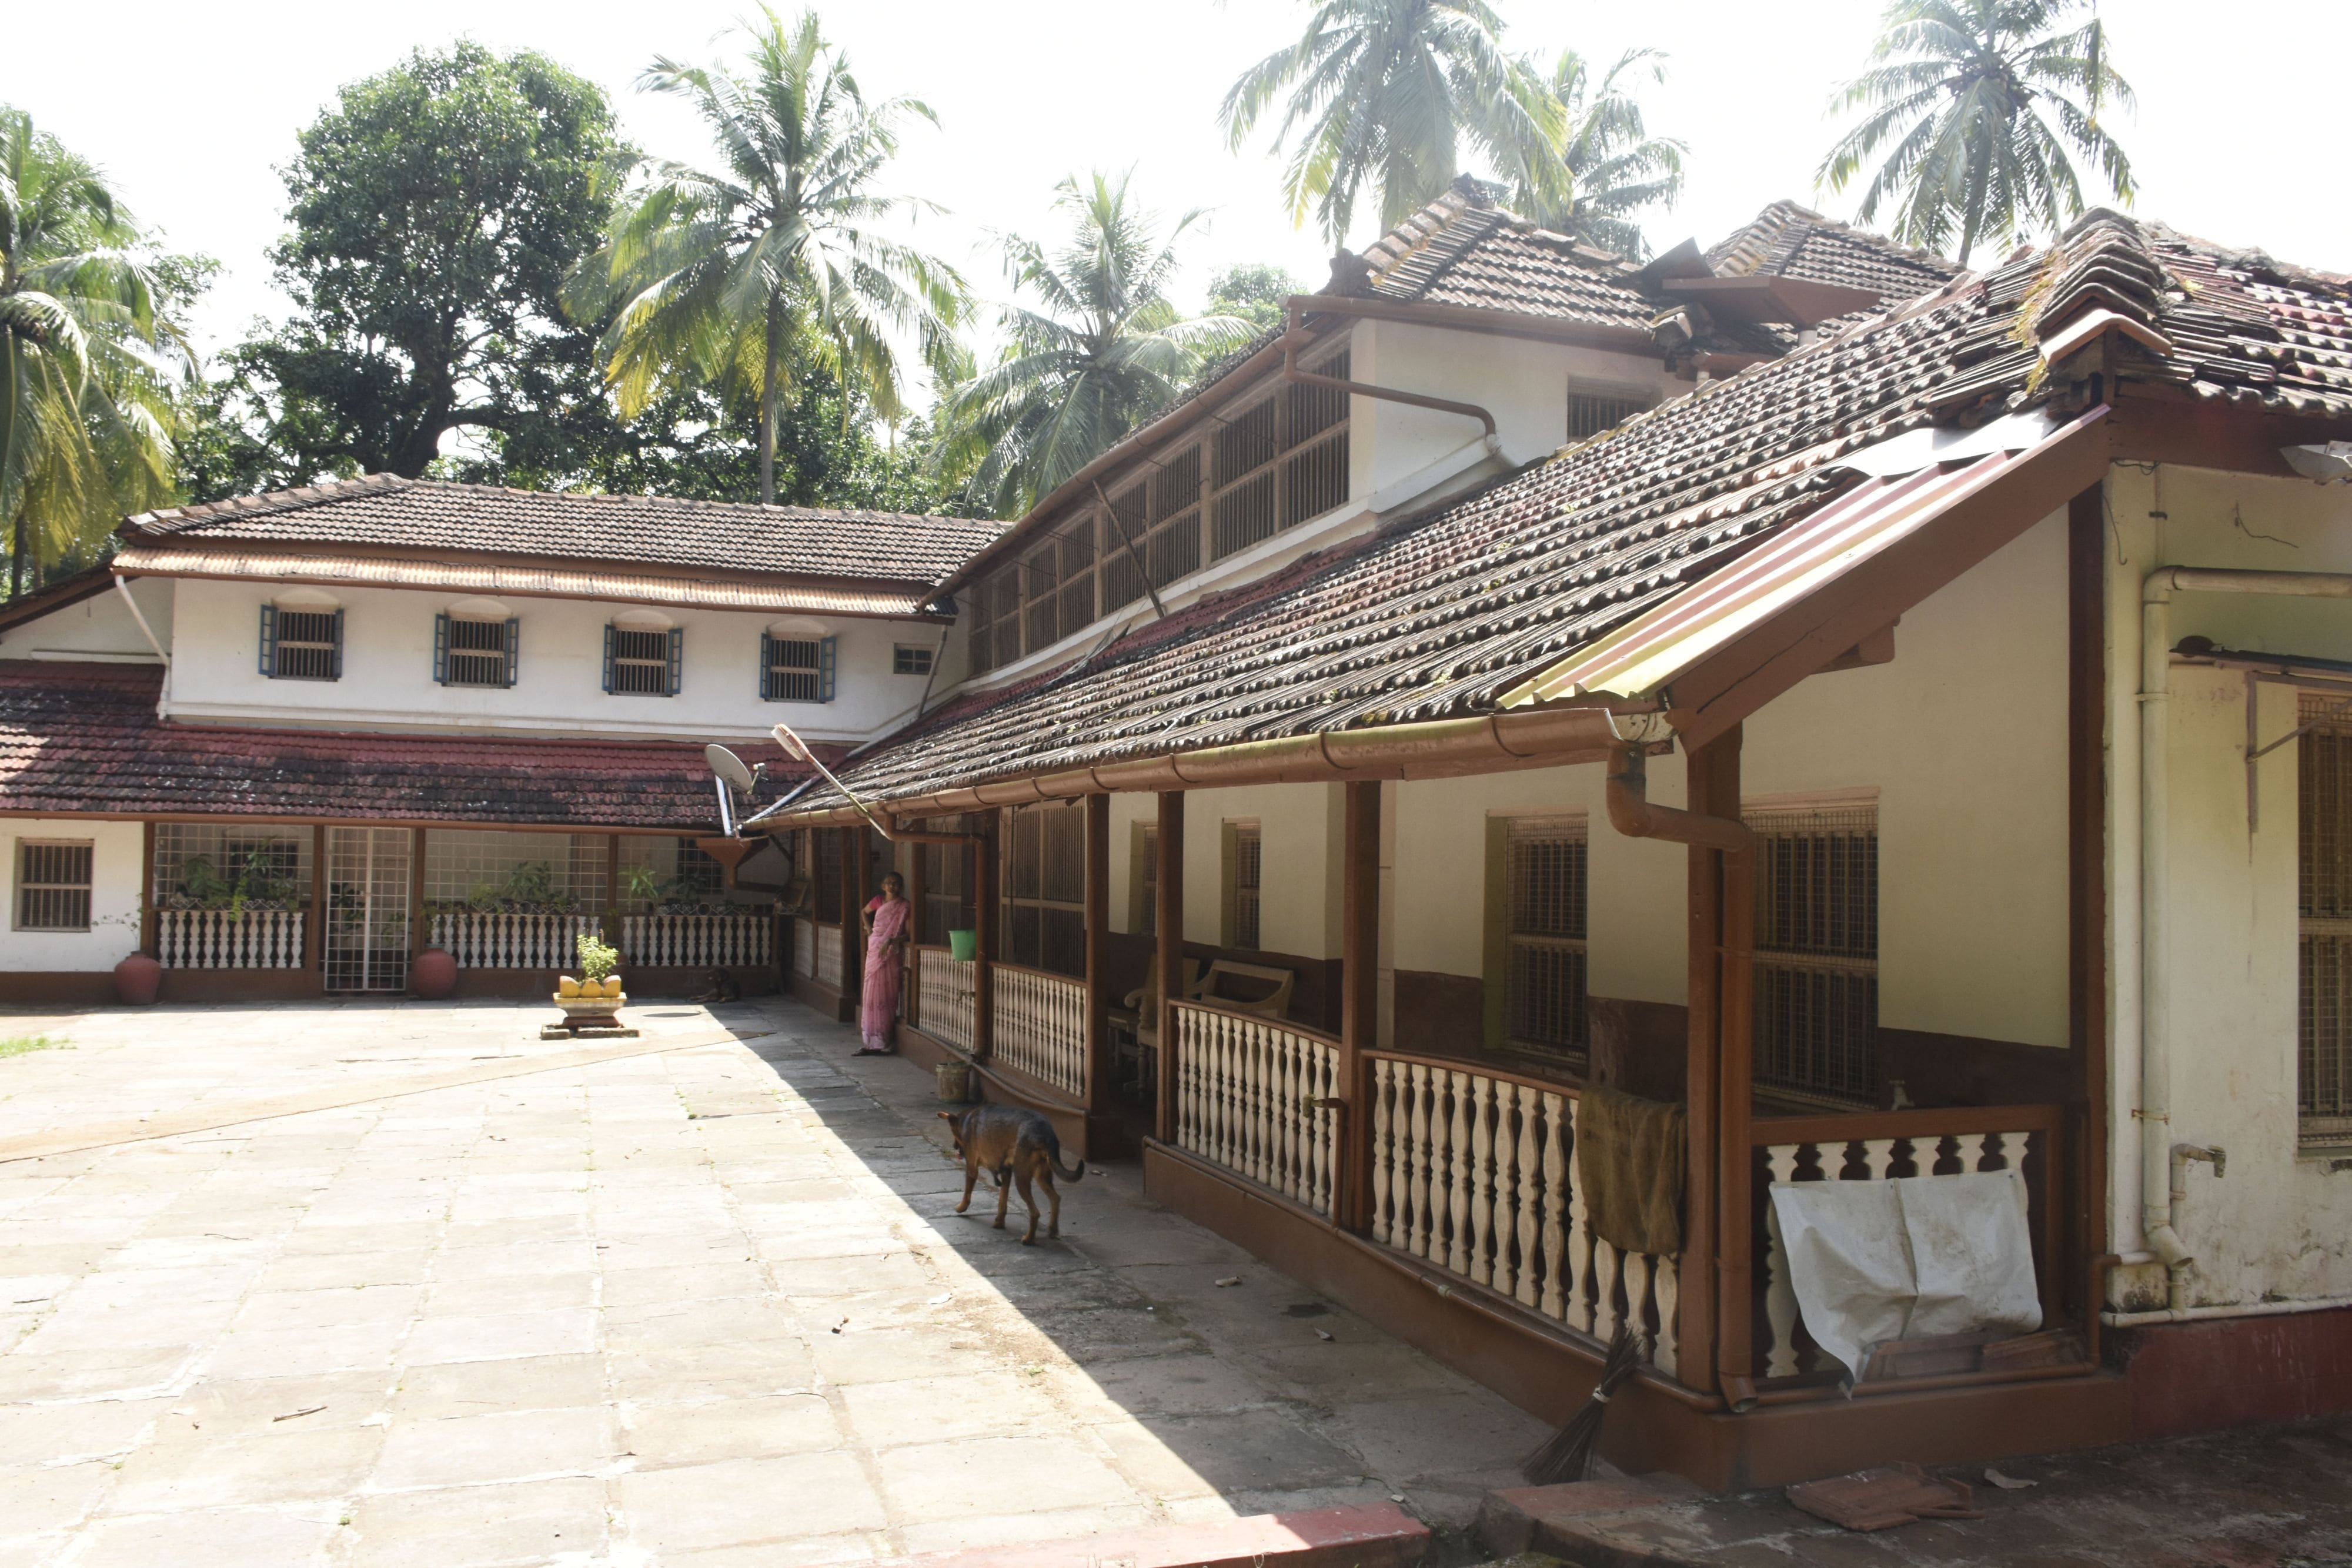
788,213 -> 2352,813
122,475 -> 1004,590
1359,184 -> 1656,332
0,661 -> 810,830
1707,202 -> 1960,304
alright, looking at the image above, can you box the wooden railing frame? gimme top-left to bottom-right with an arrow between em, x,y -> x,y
1174,1000 -> 1341,1216
990,959 -> 1088,1098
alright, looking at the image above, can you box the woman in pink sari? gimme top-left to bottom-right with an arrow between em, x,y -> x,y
856,872 -> 911,1055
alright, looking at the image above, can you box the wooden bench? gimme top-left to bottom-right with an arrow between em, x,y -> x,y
1195,959 -> 1295,1020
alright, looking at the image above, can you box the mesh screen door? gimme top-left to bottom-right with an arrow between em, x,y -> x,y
325,827 -> 412,992
2300,702 -> 2352,1142
1505,817 -> 1588,1057
1749,804 -> 1879,1103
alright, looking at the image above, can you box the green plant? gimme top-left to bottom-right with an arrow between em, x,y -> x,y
624,865 -> 664,905
576,931 -> 620,982
178,854 -> 229,904
0,1036 -> 65,1059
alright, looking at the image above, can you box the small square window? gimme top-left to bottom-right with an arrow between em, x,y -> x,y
16,840 -> 92,931
609,627 -> 674,697
444,617 -> 512,688
764,636 -> 832,702
894,643 -> 934,677
264,607 -> 342,680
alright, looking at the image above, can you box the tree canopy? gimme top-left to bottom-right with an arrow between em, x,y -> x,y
1505,49 -> 1685,260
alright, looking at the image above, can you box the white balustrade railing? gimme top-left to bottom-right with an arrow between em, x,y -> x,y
991,964 -> 1087,1098
916,947 -> 975,1052
156,907 -> 306,969
622,912 -> 774,969
794,917 -> 818,978
427,912 -> 600,969
1174,1003 -> 1339,1216
1757,1116 -> 2053,1382
816,924 -> 844,990
1368,1058 -> 1677,1374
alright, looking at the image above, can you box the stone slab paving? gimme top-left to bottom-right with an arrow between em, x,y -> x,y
0,996 -> 1547,1565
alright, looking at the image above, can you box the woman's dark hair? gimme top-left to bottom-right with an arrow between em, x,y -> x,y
881,871 -> 906,892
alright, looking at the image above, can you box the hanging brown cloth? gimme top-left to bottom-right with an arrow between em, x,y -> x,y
1575,1084 -> 1686,1256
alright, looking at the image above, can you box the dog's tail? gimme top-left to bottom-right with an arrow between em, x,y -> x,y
1044,1125 -> 1084,1183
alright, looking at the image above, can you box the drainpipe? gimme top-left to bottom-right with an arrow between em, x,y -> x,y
2136,567 -> 2352,1278
1604,742 -> 1755,853
1282,300 -> 1499,442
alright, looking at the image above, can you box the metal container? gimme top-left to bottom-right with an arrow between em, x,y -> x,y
935,1061 -> 973,1102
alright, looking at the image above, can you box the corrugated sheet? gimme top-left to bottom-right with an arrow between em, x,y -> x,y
109,546 -> 943,619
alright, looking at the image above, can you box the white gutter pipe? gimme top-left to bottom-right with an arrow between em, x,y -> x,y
112,575 -> 167,666
2137,567 -> 2352,1277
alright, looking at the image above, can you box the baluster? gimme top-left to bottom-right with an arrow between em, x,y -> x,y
1371,1060 -> 1397,1243
1538,1093 -> 1569,1319
1316,1045 -> 1337,1215
1654,1258 -> 1679,1376
1516,1084 -> 1544,1310
1621,1248 -> 1651,1349
1445,1072 -> 1472,1275
1592,1239 -> 1623,1342
1562,1096 -> 1591,1329
1862,1136 -> 1898,1181
1269,1029 -> 1292,1197
1406,1064 -> 1432,1259
1491,1082 -> 1519,1299
1257,1025 -> 1277,1188
1963,1132 -> 1997,1171
1468,1076 -> 1495,1285
1762,1144 -> 1803,1379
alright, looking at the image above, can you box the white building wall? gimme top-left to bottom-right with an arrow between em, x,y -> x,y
161,579 -> 940,744
1,818 -> 144,972
2104,463 -> 2352,1315
0,579 -> 171,663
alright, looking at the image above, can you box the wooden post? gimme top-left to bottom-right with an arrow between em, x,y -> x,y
138,820 -> 158,959
1339,780 -> 1381,1233
1153,791 -> 1185,1145
1678,735 -> 1734,1394
844,825 -> 866,1006
1083,793 -> 1112,1126
973,813 -> 998,1062
304,824 -> 326,980
2068,484 -> 2109,1328
906,830 -> 928,1030
1698,726 -> 1758,1397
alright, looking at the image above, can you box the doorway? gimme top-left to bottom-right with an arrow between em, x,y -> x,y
325,827 -> 412,992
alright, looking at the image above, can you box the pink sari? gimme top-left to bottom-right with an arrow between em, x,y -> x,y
859,896 -> 909,1049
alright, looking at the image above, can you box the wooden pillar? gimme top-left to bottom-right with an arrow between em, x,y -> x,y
2068,484 -> 2109,1325
1685,726 -> 1756,1399
906,830 -> 928,1029
1679,735 -> 1732,1394
138,820 -> 158,958
304,824 -> 326,979
1339,781 -> 1381,1233
1153,791 -> 1185,1144
843,825 -> 866,1004
973,813 -> 998,1062
1083,793 -> 1112,1123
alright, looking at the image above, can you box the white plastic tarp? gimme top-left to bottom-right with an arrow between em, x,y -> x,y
1768,1170 -> 2042,1384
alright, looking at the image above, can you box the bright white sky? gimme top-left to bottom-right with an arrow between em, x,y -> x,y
8,0 -> 2343,372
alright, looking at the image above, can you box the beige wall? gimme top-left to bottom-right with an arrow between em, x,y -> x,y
1107,785 -> 1345,959
1,818 -> 145,973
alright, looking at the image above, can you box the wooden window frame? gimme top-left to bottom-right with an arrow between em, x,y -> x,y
2299,700 -> 2352,1145
1000,800 -> 1087,977
1748,800 -> 1880,1108
1221,819 -> 1263,951
1483,814 -> 1590,1061
15,838 -> 93,932
260,605 -> 343,681
1566,381 -> 1654,443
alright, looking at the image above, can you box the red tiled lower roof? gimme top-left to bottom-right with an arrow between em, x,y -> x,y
0,661 -> 809,830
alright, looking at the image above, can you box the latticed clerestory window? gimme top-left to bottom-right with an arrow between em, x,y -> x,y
1227,823 -> 1262,951
1750,804 -> 1879,1105
2299,698 -> 2352,1144
1001,801 -> 1085,977
1504,817 -> 1589,1059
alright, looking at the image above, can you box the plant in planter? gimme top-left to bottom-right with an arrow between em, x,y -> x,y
554,931 -> 626,1028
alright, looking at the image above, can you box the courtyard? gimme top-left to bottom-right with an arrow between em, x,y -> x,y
0,996 -> 1545,1566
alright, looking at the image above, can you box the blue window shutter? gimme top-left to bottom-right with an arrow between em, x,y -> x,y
330,609 -> 345,679
433,612 -> 449,684
818,636 -> 837,703
666,627 -> 683,696
759,632 -> 775,701
503,617 -> 520,687
258,605 -> 277,677
602,624 -> 615,694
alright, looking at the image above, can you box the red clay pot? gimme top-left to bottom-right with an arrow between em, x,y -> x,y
413,947 -> 458,1000
113,952 -> 162,1007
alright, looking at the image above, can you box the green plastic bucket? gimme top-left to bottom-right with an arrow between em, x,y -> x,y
947,928 -> 978,962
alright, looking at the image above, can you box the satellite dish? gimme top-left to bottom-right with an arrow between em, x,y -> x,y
705,744 -> 759,793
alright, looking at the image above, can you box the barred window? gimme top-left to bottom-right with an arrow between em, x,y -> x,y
1567,386 -> 1652,443
813,828 -> 845,924
1505,817 -> 1589,1058
913,817 -> 975,945
154,824 -> 310,908
15,841 -> 92,931
440,615 -> 514,688
607,627 -> 676,697
1001,801 -> 1085,977
2300,699 -> 2352,1143
1750,804 -> 1879,1104
423,831 -> 607,915
763,635 -> 833,702
262,606 -> 342,681
1227,821 -> 1262,951
893,643 -> 934,677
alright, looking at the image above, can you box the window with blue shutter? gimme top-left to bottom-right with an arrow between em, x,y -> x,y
503,617 -> 520,688
606,624 -> 675,697
761,634 -> 824,701
433,612 -> 449,684
440,614 -> 512,687
602,625 -> 615,694
258,605 -> 276,676
262,604 -> 343,681
666,627 -> 683,696
818,635 -> 837,703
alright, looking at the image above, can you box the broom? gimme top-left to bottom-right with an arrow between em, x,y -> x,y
1521,1325 -> 1643,1485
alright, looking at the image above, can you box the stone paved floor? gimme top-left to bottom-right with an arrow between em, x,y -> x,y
0,995 -> 1546,1566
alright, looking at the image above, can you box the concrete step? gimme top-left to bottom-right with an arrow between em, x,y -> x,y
878,1500 -> 1430,1568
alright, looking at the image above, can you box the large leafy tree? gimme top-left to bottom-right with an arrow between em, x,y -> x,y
578,6 -> 967,506
1819,0 -> 2134,266
1205,263 -> 1305,333
1505,49 -> 1685,260
1,109 -> 189,597
238,42 -> 622,481
1220,0 -> 1566,247
937,172 -> 1255,518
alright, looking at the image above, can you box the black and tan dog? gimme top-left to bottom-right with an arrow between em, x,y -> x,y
937,1104 -> 1083,1243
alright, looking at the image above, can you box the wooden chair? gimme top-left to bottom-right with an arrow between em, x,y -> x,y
1115,954 -> 1207,1096
1196,959 -> 1295,1021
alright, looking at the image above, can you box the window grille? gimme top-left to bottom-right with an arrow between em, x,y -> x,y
893,643 -> 934,677
261,606 -> 342,680
1749,804 -> 1879,1104
437,614 -> 516,688
1000,801 -> 1085,977
617,835 -> 733,909
763,635 -> 833,702
1100,484 -> 1150,611
813,828 -> 845,923
1057,520 -> 1096,634
1021,541 -> 1061,652
606,626 -> 680,697
2300,701 -> 2352,1141
1568,388 -> 1651,443
1230,823 -> 1262,951
423,831 -> 607,915
913,817 -> 975,945
153,824 -> 311,907
1505,817 -> 1589,1057
16,841 -> 92,931
1147,448 -> 1203,589
324,826 -> 410,992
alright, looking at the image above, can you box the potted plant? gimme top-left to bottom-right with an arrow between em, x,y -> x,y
555,931 -> 626,1027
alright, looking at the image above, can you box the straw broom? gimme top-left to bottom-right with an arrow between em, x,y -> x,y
1521,1325 -> 1643,1486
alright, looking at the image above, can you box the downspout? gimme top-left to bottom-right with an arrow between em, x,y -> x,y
2136,567 -> 2352,1285
1284,300 -> 1499,442
1604,742 -> 1755,854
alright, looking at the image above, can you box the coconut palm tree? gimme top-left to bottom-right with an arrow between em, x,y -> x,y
577,8 -> 967,506
1504,49 -> 1685,260
1819,0 -> 2134,266
1220,0 -> 1566,248
1,109 -> 187,597
937,172 -> 1255,518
